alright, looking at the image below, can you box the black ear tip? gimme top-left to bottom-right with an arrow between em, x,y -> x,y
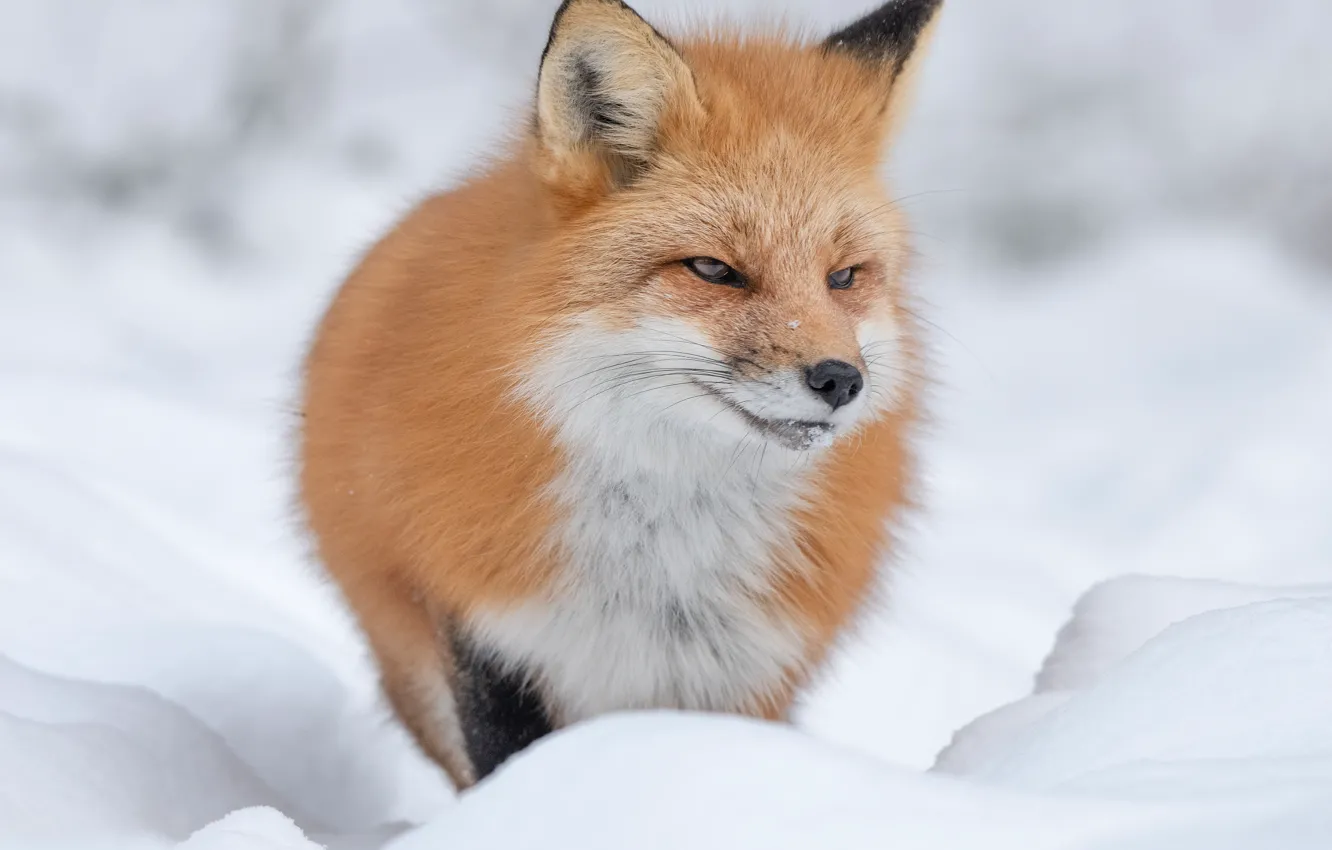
824,0 -> 944,70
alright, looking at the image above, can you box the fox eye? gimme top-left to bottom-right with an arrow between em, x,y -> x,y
684,257 -> 745,288
828,266 -> 856,290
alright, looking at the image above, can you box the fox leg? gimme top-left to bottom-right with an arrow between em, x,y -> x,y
448,627 -> 554,782
339,574 -> 476,789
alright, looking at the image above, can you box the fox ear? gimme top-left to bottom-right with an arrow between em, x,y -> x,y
536,0 -> 699,185
823,0 -> 944,82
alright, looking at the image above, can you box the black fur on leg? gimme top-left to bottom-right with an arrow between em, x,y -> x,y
450,627 -> 553,782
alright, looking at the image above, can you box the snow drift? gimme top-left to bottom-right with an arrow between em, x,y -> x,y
6,578 -> 1330,848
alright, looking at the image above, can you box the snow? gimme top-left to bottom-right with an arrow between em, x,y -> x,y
396,590 -> 1332,848
938,591 -> 1332,782
3,0 -> 1332,848
178,810 -> 322,850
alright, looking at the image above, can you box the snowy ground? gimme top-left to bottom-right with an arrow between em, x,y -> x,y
2,1 -> 1331,848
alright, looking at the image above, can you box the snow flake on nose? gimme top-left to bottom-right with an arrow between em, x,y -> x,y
787,320 -> 801,329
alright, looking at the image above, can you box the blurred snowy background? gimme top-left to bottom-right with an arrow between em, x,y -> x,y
2,1 -> 1331,848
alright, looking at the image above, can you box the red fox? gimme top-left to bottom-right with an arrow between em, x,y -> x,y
300,0 -> 942,789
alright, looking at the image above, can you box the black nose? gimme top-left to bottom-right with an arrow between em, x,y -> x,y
805,359 -> 864,410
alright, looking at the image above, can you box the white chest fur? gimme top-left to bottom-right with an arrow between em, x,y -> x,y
470,434 -> 813,721
471,319 -> 821,721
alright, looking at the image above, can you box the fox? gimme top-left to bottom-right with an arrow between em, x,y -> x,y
299,0 -> 943,789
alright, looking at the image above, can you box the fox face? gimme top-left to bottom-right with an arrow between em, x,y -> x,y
520,0 -> 939,453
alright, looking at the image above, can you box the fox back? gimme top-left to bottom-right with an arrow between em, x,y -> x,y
300,0 -> 943,789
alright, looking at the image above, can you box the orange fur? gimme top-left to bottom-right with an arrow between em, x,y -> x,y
300,0 -> 941,788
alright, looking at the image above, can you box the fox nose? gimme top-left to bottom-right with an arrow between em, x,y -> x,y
805,359 -> 864,410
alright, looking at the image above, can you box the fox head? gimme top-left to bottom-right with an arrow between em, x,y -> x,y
518,0 -> 942,453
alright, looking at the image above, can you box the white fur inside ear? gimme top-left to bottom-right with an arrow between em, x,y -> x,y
536,0 -> 696,162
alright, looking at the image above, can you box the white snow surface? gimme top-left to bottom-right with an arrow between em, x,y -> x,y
3,0 -> 1332,848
